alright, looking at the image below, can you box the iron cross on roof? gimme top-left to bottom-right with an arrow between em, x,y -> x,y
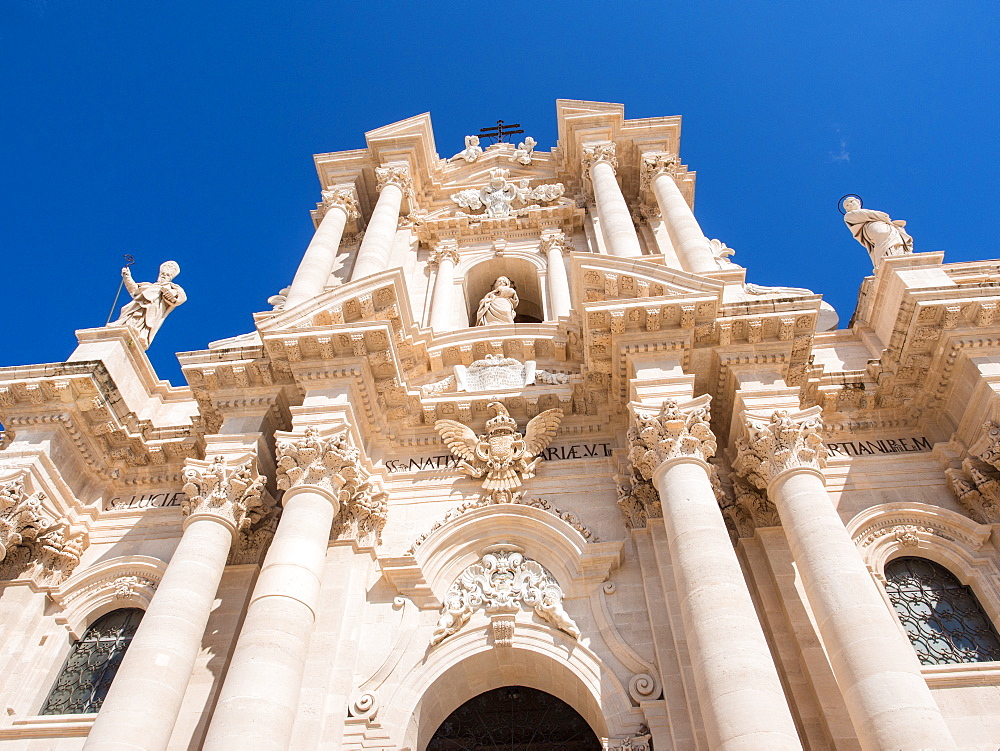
478,120 -> 524,144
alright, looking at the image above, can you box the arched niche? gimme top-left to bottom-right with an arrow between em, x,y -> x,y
464,256 -> 545,325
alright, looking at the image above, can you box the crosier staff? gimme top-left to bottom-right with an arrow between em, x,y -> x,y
105,254 -> 136,325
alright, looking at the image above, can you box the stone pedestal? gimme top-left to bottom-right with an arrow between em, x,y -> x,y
285,187 -> 359,310
735,409 -> 957,751
351,165 -> 410,281
583,143 -> 642,258
630,397 -> 802,750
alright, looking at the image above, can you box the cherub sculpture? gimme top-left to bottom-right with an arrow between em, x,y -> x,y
449,135 -> 483,163
435,402 -> 563,501
512,136 -> 537,165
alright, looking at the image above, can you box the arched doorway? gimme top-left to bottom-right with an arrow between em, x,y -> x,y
427,685 -> 602,750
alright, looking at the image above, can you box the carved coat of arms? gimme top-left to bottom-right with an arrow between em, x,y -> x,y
435,402 -> 562,501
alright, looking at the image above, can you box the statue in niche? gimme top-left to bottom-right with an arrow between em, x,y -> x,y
112,261 -> 187,349
449,135 -> 483,163
842,196 -> 913,264
475,276 -> 519,326
512,136 -> 537,165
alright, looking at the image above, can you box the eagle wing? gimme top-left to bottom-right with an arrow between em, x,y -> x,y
522,408 -> 564,457
434,419 -> 480,463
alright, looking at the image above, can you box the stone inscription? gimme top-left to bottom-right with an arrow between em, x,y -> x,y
385,442 -> 614,474
106,491 -> 185,511
825,436 -> 932,457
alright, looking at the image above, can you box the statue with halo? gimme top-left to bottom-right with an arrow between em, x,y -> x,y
841,195 -> 913,265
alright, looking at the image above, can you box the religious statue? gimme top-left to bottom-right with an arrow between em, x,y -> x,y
475,276 -> 519,326
512,136 -> 537,165
434,401 -> 563,502
112,260 -> 187,349
842,196 -> 913,265
449,135 -> 483,163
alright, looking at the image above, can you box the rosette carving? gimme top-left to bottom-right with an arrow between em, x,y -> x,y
181,456 -> 270,534
734,408 -> 827,489
627,395 -> 717,480
581,142 -> 618,176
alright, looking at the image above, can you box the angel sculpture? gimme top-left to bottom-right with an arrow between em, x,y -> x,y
435,401 -> 563,501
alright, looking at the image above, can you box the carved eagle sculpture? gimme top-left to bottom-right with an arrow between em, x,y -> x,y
435,402 -> 563,497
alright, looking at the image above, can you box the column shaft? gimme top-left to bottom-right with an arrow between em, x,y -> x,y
429,255 -> 456,331
546,246 -> 571,319
285,205 -> 349,309
84,517 -> 234,751
653,459 -> 802,751
591,161 -> 642,258
203,488 -> 336,751
351,184 -> 403,281
650,173 -> 718,273
770,470 -> 956,750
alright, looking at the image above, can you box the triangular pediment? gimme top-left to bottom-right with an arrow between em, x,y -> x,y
571,255 -> 725,304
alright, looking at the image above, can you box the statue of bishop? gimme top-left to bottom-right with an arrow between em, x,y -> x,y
112,260 -> 187,349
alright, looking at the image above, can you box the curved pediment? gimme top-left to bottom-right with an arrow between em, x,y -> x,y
572,254 -> 725,304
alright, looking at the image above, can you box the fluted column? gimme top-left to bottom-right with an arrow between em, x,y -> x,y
583,143 -> 642,258
541,230 -> 571,319
628,397 -> 802,751
85,457 -> 268,751
204,426 -> 383,751
285,187 -> 359,309
734,409 -> 956,751
428,239 -> 459,332
350,165 -> 411,281
642,152 -> 718,273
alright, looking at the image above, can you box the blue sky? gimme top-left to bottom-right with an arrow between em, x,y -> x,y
2,1 -> 998,385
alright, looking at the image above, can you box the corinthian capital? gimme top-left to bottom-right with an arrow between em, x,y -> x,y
639,151 -> 681,191
0,475 -> 85,582
581,142 -> 618,177
375,164 -> 413,195
734,407 -> 827,489
429,239 -> 460,266
275,425 -> 363,496
320,186 -> 360,220
539,229 -> 569,255
627,395 -> 717,479
181,456 -> 270,533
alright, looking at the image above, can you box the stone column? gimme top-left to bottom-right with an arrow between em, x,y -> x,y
642,152 -> 718,274
582,143 -> 642,258
85,457 -> 268,751
204,426 -> 383,751
285,187 -> 359,310
350,165 -> 411,281
541,230 -> 572,319
628,397 -> 802,751
734,409 -> 956,751
428,239 -> 460,332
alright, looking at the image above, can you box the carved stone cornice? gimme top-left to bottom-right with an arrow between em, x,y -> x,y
639,151 -> 682,192
0,475 -> 85,583
319,186 -> 360,221
581,142 -> 618,177
734,407 -> 827,489
627,395 -> 717,480
375,164 -> 413,195
429,239 -> 460,267
181,456 -> 271,533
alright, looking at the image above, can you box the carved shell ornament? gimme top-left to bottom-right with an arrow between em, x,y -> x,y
434,402 -> 562,502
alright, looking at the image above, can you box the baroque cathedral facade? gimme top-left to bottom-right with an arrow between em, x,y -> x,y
1,100 -> 999,750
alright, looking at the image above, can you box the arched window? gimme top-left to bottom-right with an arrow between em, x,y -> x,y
41,608 -> 144,714
884,557 -> 1000,665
